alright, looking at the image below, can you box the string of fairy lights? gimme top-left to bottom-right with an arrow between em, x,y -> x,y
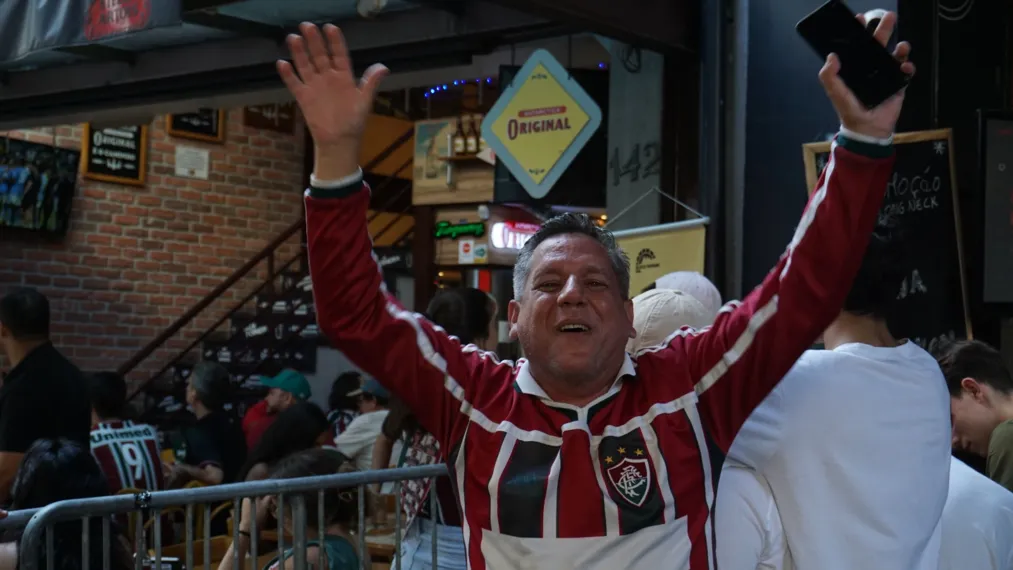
421,62 -> 607,98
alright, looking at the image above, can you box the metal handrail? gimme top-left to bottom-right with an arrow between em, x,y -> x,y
18,464 -> 450,570
119,125 -> 415,396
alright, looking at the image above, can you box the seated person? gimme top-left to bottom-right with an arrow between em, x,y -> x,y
332,378 -> 389,473
166,361 -> 246,487
88,371 -> 165,493
243,369 -> 313,450
218,448 -> 369,570
327,372 -> 362,438
0,438 -> 132,570
237,400 -> 330,482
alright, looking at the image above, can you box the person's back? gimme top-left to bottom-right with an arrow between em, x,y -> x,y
727,220 -> 951,570
91,419 -> 164,493
87,371 -> 165,493
940,456 -> 1013,570
730,344 -> 950,569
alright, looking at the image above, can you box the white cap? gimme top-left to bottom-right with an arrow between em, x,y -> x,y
653,271 -> 722,323
627,289 -> 711,354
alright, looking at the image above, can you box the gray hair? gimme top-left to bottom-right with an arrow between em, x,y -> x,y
512,213 -> 631,300
190,361 -> 231,410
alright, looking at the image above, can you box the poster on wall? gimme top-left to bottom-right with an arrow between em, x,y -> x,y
613,219 -> 708,296
166,108 -> 226,143
243,103 -> 297,134
81,124 -> 148,186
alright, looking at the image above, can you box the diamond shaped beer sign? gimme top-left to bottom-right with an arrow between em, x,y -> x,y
481,49 -> 602,199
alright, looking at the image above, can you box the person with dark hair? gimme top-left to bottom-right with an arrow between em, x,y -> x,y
237,400 -> 330,482
88,371 -> 165,494
375,287 -> 497,570
218,448 -> 366,570
718,219 -> 951,570
0,287 -> 90,502
328,371 -> 362,437
166,361 -> 246,487
936,339 -> 1013,491
284,16 -> 910,568
0,438 -> 132,570
242,368 -> 313,449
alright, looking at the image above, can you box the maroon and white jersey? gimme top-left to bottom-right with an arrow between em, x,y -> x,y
304,134 -> 894,569
90,420 -> 165,494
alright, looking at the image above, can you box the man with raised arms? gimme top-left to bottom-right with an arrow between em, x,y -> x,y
278,15 -> 911,569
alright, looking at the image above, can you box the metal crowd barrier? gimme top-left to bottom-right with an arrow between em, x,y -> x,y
15,464 -> 449,570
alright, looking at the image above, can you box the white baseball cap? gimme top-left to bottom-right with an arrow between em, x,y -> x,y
654,271 -> 722,323
627,288 -> 711,354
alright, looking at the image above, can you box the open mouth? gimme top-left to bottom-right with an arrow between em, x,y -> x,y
557,324 -> 591,333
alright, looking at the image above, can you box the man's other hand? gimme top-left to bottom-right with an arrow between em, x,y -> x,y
277,22 -> 389,180
819,11 -> 914,140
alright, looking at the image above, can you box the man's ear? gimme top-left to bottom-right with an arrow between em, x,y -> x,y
507,299 -> 521,341
961,377 -> 990,403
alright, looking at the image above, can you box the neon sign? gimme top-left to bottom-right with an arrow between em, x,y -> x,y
434,221 -> 485,239
490,221 -> 540,250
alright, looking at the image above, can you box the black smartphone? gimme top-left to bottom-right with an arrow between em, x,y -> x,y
795,0 -> 910,109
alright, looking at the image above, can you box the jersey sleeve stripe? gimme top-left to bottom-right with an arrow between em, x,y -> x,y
693,296 -> 779,396
692,140 -> 836,397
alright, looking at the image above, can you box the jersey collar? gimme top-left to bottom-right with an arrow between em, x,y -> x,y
514,353 -> 637,403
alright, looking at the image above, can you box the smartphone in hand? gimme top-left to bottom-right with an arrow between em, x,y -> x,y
796,0 -> 910,109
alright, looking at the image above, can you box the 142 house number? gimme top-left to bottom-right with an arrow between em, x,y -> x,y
608,142 -> 662,187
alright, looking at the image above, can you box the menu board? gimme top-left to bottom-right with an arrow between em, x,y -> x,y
802,129 -> 971,353
166,108 -> 226,143
81,124 -> 148,186
243,103 -> 297,134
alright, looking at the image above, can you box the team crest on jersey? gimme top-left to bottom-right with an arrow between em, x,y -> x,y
606,457 -> 652,507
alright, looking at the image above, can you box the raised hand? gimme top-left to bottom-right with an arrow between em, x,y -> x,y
818,11 -> 914,140
278,23 -> 388,179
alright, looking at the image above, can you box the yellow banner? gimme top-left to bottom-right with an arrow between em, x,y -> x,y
614,220 -> 708,296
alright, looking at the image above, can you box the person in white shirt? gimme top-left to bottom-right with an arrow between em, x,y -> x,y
940,456 -> 1013,570
332,376 -> 389,472
627,286 -> 793,570
727,220 -> 951,570
715,460 -> 792,570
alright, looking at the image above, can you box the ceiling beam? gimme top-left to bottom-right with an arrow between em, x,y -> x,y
53,45 -> 137,65
181,10 -> 286,38
478,0 -> 697,54
0,4 -> 554,130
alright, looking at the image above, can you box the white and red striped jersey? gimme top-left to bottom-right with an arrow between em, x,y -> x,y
90,420 -> 165,494
304,133 -> 895,569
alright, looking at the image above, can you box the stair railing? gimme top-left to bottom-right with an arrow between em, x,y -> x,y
121,125 -> 415,402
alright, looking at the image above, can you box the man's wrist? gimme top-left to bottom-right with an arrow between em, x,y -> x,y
839,122 -> 894,144
313,142 -> 360,181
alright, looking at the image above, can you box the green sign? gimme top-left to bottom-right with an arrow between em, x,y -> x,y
434,221 -> 485,239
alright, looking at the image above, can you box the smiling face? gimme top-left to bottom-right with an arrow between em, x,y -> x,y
508,233 -> 634,392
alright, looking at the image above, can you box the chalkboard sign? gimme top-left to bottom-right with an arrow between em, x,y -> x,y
802,129 -> 971,353
980,111 -> 1013,302
166,108 -> 226,143
81,124 -> 148,186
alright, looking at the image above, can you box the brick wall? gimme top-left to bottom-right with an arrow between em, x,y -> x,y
0,109 -> 307,385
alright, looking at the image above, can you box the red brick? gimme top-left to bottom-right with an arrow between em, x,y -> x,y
0,109 -> 306,389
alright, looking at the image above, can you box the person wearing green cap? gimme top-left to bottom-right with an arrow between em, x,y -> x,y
242,369 -> 313,449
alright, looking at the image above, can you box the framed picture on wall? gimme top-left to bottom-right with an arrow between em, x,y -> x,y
166,108 -> 226,144
81,124 -> 148,186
